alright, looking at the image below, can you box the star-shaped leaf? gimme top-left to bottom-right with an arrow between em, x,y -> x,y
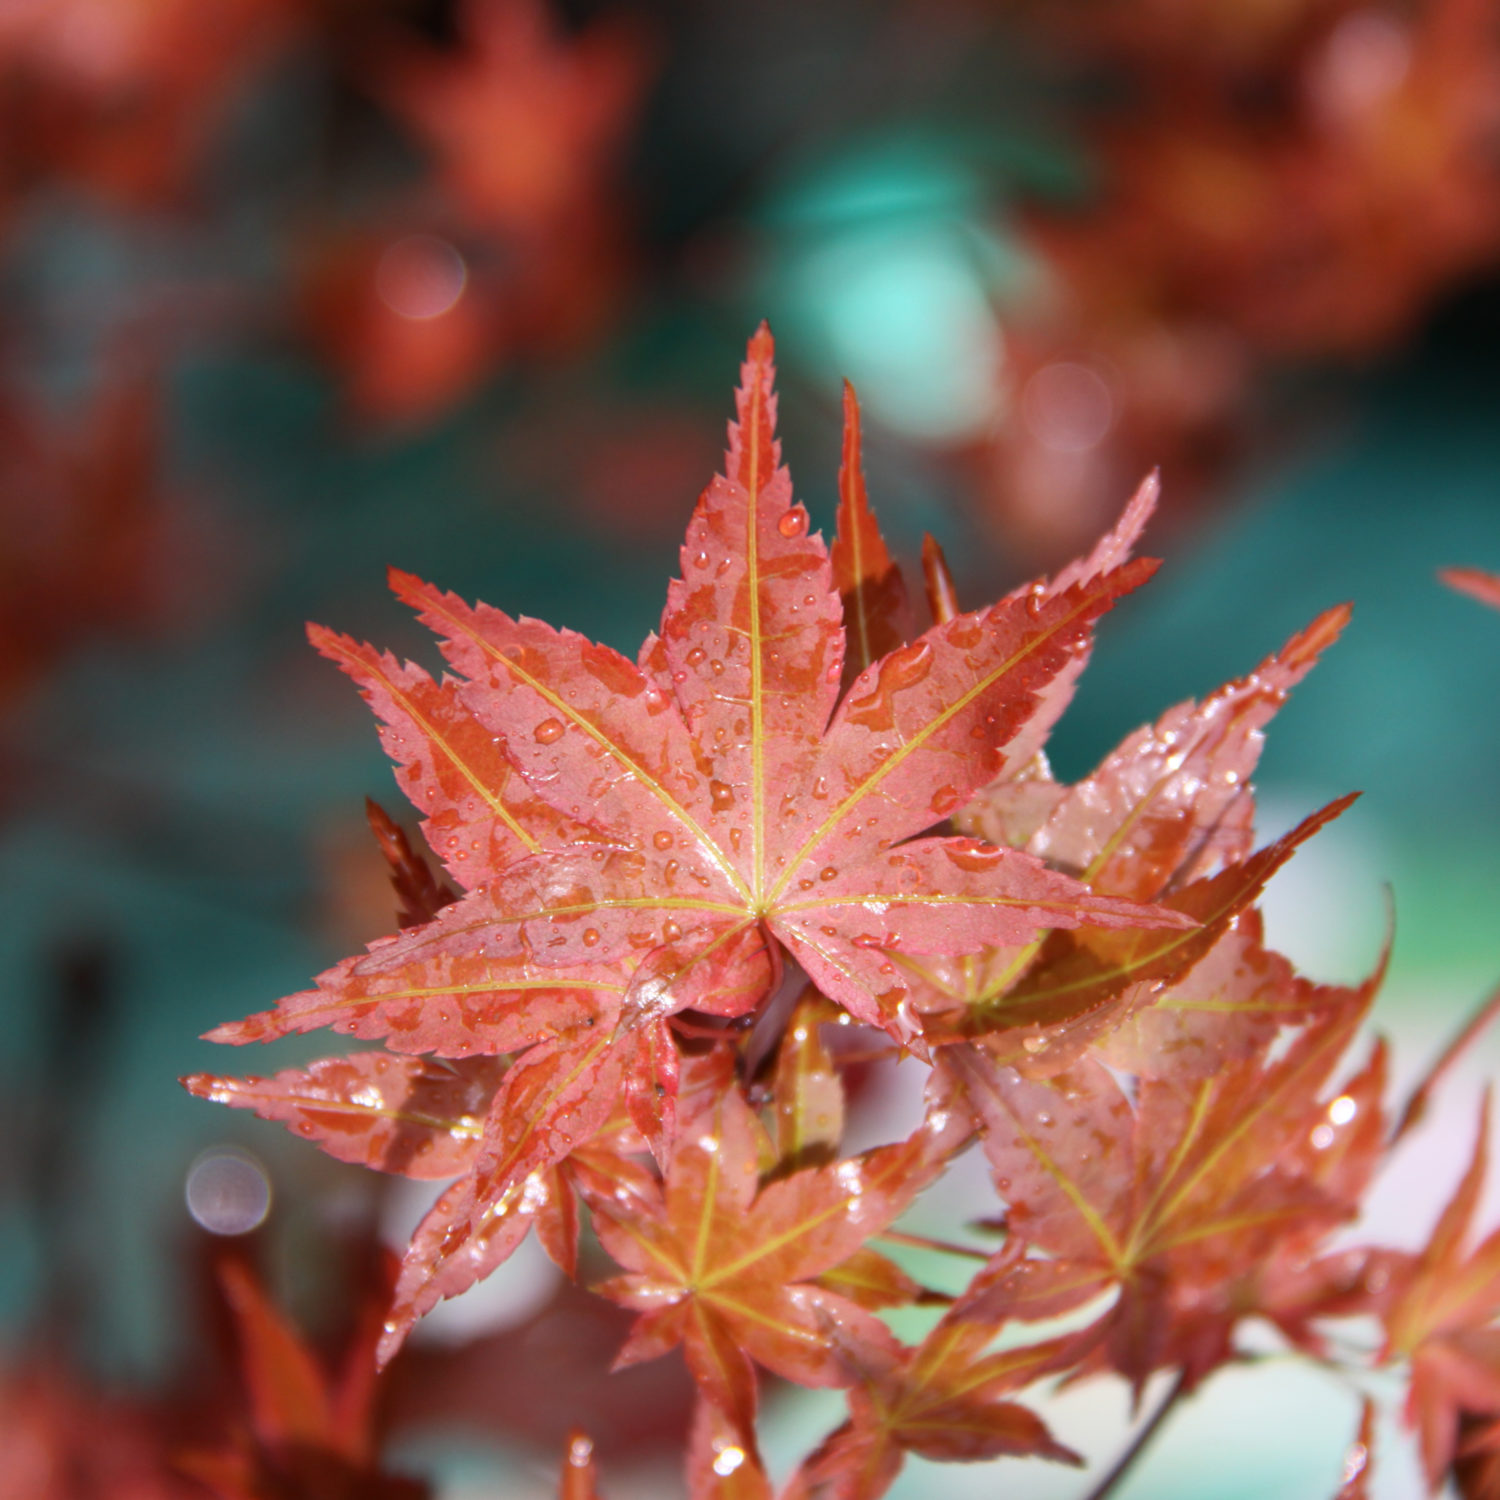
948,955 -> 1380,1390
581,1057 -> 962,1440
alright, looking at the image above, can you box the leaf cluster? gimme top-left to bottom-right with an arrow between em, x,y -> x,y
187,333 -> 1500,1499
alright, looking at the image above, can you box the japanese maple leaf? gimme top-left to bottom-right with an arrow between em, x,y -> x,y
912,596 -> 1351,1065
1381,1094 -> 1500,1491
578,1052 -> 962,1446
177,1255 -> 426,1500
946,953 -> 1382,1391
250,326 -> 1182,1051
184,1048 -> 655,1300
914,794 -> 1358,1070
783,1251 -> 1083,1500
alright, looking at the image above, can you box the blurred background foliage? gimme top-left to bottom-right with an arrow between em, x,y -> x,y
4,0 -> 1500,1495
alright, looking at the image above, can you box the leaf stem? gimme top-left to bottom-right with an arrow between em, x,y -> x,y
1078,1369 -> 1189,1500
876,1228 -> 992,1262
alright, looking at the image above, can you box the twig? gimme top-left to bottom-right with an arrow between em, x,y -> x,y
1079,1369 -> 1189,1500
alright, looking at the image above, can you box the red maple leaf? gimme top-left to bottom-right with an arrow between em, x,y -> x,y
1382,1095 -> 1500,1491
946,949 -> 1382,1391
578,1048 -> 963,1451
176,1253 -> 427,1500
910,602 -> 1351,1064
783,1247 -> 1084,1500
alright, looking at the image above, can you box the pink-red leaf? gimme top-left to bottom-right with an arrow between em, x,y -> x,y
181,1053 -> 502,1179
832,382 -> 909,684
583,1068 -> 959,1418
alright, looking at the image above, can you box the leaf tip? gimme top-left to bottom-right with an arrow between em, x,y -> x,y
203,1014 -> 272,1045
747,319 -> 775,363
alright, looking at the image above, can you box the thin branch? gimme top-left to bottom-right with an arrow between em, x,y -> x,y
1078,1369 -> 1189,1500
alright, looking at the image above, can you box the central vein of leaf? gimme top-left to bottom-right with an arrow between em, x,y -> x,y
325,635 -> 541,855
472,1026 -> 615,1230
745,371 -> 768,907
689,1102 -> 726,1285
1141,1022 -> 1349,1258
421,592 -> 753,904
766,587 -> 1104,908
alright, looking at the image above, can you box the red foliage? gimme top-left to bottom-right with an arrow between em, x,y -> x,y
981,0 -> 1500,564
188,328 -> 1500,1498
0,0 -> 305,208
300,0 -> 654,424
0,369 -> 221,714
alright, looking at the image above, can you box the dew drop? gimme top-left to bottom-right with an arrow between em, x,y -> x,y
663,920 -> 683,943
582,928 -> 601,947
710,780 -> 735,811
686,647 -> 707,667
777,509 -> 808,538
819,866 -> 838,882
534,718 -> 565,744
653,831 -> 675,850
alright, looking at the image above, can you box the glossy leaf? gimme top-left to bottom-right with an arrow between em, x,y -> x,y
949,970 -> 1380,1389
1383,1095 -> 1500,1490
914,795 -> 1358,1066
181,1053 -> 503,1179
686,1399 -> 772,1500
1009,606 -> 1350,901
784,1263 -> 1082,1500
832,383 -> 909,684
582,1065 -> 960,1430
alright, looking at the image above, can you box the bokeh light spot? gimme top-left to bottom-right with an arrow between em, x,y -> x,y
1314,13 -> 1411,120
1022,361 -> 1114,453
375,235 -> 468,321
185,1146 -> 271,1236
799,228 -> 1003,442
